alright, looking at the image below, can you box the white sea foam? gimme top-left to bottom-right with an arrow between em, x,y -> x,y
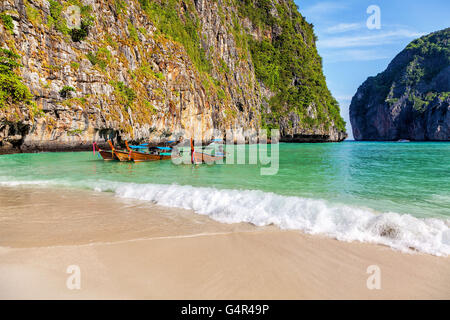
1,179 -> 449,256
110,183 -> 450,256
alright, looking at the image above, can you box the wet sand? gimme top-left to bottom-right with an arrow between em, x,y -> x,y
0,186 -> 449,299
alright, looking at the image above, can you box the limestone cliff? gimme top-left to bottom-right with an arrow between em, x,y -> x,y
0,0 -> 346,153
350,28 -> 449,141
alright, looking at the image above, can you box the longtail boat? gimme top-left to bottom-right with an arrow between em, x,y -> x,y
108,140 -> 132,162
93,142 -> 118,161
125,141 -> 173,162
190,138 -> 226,164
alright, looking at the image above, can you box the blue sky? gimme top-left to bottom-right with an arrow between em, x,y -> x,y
294,0 -> 450,139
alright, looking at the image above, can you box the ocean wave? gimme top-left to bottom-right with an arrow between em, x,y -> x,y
110,183 -> 450,256
1,179 -> 449,256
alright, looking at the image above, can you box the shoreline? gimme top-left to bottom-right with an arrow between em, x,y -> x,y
2,140 -> 449,155
0,186 -> 448,299
0,137 -> 349,156
0,179 -> 449,256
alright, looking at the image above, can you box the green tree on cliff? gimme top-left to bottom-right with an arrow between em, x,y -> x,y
0,48 -> 33,108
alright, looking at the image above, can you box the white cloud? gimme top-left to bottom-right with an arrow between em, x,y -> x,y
322,49 -> 389,63
325,23 -> 364,34
301,2 -> 347,18
318,29 -> 425,48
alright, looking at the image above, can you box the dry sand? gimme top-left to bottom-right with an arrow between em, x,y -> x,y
0,187 -> 449,299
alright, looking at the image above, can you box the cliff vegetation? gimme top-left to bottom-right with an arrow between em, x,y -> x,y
0,0 -> 346,153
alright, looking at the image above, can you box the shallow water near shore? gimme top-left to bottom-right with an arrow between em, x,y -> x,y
0,141 -> 449,255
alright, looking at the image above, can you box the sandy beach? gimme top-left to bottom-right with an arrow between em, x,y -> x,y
0,186 -> 449,300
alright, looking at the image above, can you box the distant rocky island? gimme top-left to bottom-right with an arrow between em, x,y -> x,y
350,28 -> 449,141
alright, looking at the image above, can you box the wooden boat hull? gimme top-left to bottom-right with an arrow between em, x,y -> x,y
130,151 -> 172,162
94,142 -> 117,161
106,140 -> 131,162
192,151 -> 225,164
114,150 -> 132,162
188,138 -> 225,164
124,141 -> 173,162
99,150 -> 117,161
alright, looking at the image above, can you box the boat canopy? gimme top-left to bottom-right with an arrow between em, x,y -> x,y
129,145 -> 148,150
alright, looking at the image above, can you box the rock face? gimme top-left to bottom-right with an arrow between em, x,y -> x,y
350,28 -> 450,141
0,0 -> 346,154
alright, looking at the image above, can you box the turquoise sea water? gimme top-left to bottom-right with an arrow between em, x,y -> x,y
0,142 -> 449,255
